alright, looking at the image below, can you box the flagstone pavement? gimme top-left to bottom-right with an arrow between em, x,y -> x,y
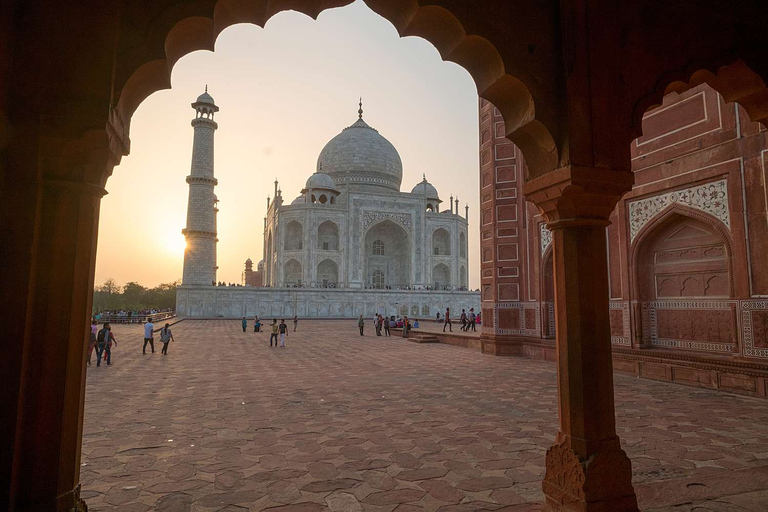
81,320 -> 768,511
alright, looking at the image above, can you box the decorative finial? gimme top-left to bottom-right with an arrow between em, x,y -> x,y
358,97 -> 363,119
423,173 -> 426,181
205,84 -> 208,93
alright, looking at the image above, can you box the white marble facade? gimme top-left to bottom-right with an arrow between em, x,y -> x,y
262,107 -> 471,292
176,287 -> 480,319
178,101 -> 479,318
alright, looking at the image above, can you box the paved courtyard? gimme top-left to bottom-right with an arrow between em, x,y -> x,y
81,320 -> 768,511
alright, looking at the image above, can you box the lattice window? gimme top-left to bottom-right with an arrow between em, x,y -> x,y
372,270 -> 385,289
373,240 -> 384,256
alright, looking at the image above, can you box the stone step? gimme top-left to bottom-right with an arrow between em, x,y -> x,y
409,335 -> 440,344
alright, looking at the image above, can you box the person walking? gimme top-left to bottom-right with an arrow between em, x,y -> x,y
270,319 -> 278,347
279,319 -> 288,347
159,323 -> 174,354
143,317 -> 155,354
402,316 -> 410,338
443,308 -> 452,332
95,323 -> 109,367
383,316 -> 391,336
375,314 -> 382,336
104,326 -> 117,364
242,317 -> 248,332
254,316 -> 261,332
435,311 -> 440,323
469,308 -> 477,332
358,315 -> 365,336
293,315 -> 298,332
87,319 -> 98,366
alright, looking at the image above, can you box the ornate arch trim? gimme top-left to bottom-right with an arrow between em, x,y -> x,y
627,179 -> 730,244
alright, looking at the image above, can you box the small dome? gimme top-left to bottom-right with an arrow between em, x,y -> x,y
246,258 -> 253,264
316,114 -> 403,192
196,91 -> 215,104
257,260 -> 265,270
411,179 -> 439,201
305,172 -> 338,191
291,194 -> 307,205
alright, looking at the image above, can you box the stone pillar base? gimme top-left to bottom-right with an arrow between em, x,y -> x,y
543,435 -> 638,512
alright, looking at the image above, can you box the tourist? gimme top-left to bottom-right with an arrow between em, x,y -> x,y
241,317 -> 247,332
270,319 -> 278,347
279,319 -> 288,347
435,312 -> 440,323
358,315 -> 365,336
159,323 -> 174,354
443,308 -> 452,332
383,316 -> 390,336
460,309 -> 468,331
96,323 -> 115,366
87,319 -> 98,366
413,319 -> 419,329
293,315 -> 298,332
143,317 -> 155,354
402,316 -> 409,338
254,316 -> 261,332
469,308 -> 477,332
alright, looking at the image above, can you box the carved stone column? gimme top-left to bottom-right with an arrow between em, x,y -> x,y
524,166 -> 638,512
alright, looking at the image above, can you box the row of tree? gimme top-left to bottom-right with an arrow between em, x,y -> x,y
92,279 -> 179,313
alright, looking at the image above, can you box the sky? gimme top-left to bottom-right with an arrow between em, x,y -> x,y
94,0 -> 481,289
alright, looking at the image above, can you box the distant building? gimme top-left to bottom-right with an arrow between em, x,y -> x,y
178,96 -> 479,318
242,258 -> 263,287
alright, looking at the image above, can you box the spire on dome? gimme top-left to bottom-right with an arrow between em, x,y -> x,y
358,97 -> 363,119
205,84 -> 208,93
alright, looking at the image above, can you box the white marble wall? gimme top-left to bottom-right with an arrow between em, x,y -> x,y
176,286 -> 480,319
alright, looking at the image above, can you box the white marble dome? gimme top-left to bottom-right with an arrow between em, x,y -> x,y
196,91 -> 215,105
291,194 -> 306,205
316,117 -> 403,192
411,179 -> 440,201
305,172 -> 338,191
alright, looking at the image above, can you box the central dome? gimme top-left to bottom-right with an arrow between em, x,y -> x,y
316,116 -> 403,192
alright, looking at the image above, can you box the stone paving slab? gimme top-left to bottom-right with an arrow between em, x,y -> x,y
81,320 -> 768,511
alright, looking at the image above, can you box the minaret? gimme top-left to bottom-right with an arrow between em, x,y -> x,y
182,87 -> 220,285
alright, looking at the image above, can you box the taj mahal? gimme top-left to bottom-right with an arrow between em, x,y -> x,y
176,89 -> 480,318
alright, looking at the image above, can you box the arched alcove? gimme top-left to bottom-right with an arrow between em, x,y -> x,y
459,231 -> 467,258
283,258 -> 303,286
284,221 -> 303,251
317,259 -> 339,287
432,228 -> 451,256
265,230 -> 273,285
636,213 -> 731,300
433,263 -> 450,289
317,220 -> 340,251
459,265 -> 467,288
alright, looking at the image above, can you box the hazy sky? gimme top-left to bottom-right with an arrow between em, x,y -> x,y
95,1 -> 480,289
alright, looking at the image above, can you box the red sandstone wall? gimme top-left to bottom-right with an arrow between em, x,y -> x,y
481,83 -> 768,363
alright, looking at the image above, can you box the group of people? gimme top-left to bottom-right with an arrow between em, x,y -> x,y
438,308 -> 479,332
86,317 -> 175,367
358,314 -> 418,338
242,315 -> 297,347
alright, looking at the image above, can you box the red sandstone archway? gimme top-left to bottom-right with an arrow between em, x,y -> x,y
113,0 -> 560,181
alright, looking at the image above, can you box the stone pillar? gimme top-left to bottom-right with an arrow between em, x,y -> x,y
0,121 -> 115,512
525,166 -> 638,512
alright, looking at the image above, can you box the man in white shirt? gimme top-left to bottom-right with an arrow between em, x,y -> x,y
143,318 -> 155,354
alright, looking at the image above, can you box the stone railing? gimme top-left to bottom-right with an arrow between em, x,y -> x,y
95,311 -> 175,324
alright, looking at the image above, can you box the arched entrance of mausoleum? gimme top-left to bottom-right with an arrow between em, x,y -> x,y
364,220 -> 411,289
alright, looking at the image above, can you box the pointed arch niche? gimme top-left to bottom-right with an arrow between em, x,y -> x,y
632,207 -> 738,353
